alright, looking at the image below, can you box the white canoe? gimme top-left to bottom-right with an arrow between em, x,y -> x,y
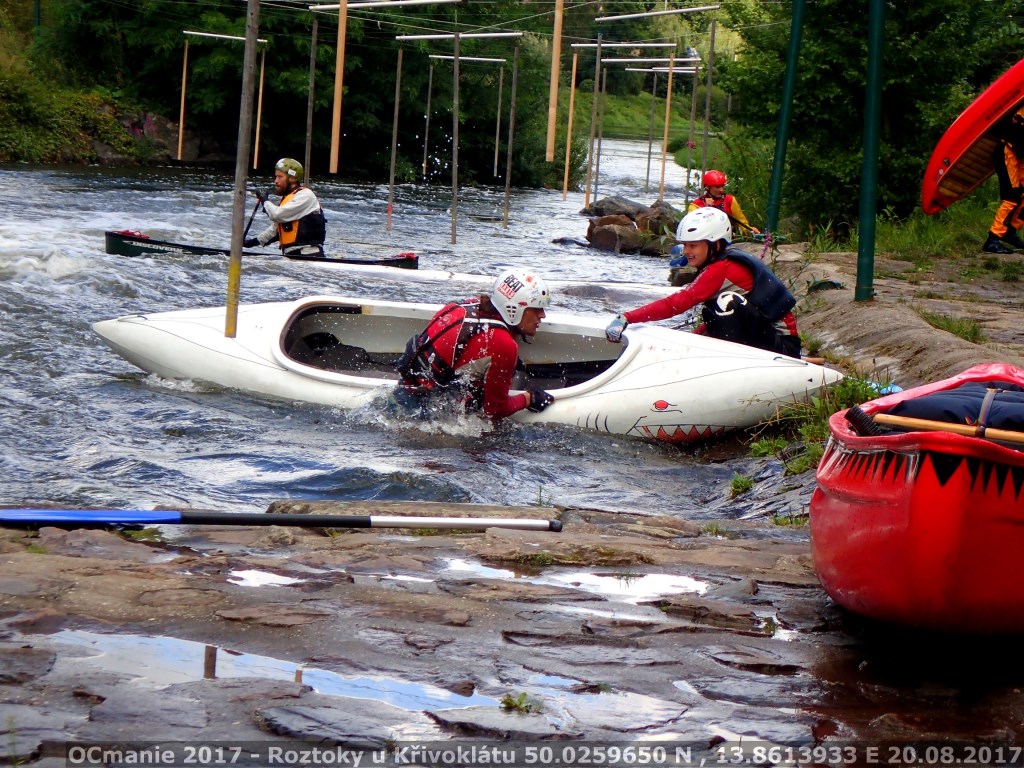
93,295 -> 842,443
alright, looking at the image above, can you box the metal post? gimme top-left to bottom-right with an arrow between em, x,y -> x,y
502,46 -> 520,228
545,0 -> 564,161
226,0 -> 260,339
700,19 -> 716,178
177,38 -> 189,160
422,63 -> 433,178
493,66 -> 504,177
658,53 -> 674,201
451,33 -> 460,244
856,0 -> 885,301
253,48 -> 266,169
561,52 -> 578,200
304,19 -> 318,181
685,68 -> 699,206
583,35 -> 602,208
387,48 -> 403,231
328,0 -> 348,174
593,66 -> 607,201
645,72 -> 657,195
764,0 -> 805,234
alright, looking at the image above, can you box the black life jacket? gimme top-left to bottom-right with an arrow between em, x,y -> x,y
395,300 -> 510,394
719,247 -> 796,321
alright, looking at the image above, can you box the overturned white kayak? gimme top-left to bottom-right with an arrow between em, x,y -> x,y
93,295 -> 842,443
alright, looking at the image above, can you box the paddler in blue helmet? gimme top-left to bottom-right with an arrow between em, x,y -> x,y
245,158 -> 327,257
605,207 -> 801,358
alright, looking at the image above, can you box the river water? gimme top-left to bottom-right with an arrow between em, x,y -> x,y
0,140 -> 742,518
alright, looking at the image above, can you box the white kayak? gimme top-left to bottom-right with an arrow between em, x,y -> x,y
93,295 -> 843,443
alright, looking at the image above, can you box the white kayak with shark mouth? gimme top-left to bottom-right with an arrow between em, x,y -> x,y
93,295 -> 842,443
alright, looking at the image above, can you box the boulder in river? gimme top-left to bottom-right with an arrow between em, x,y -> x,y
582,196 -> 684,255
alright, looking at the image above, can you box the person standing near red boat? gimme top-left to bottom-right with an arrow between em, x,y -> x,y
605,208 -> 800,358
983,107 -> 1024,254
688,169 -> 761,236
245,158 -> 327,257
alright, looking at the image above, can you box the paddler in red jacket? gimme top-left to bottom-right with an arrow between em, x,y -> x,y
605,208 -> 800,358
688,169 -> 761,236
245,158 -> 327,257
394,269 -> 556,420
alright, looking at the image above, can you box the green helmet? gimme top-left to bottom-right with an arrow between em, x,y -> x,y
275,157 -> 303,183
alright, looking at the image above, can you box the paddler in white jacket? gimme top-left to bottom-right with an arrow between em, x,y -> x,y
245,158 -> 327,257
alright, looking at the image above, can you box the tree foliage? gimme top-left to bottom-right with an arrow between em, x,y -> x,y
23,0 -> 589,184
719,0 -> 1023,232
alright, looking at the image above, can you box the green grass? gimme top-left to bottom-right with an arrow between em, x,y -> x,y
771,513 -> 808,527
700,522 -> 723,537
570,90 -> 697,144
729,473 -> 754,497
500,692 -> 542,713
750,376 -> 890,475
802,192 -> 997,262
914,308 -> 987,343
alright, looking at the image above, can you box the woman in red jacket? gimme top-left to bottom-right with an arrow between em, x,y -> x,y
606,208 -> 800,358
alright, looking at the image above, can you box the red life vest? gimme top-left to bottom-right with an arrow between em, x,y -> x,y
692,194 -> 736,218
395,300 -> 510,394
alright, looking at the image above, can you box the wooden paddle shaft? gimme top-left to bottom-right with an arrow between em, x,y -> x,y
873,413 -> 1024,445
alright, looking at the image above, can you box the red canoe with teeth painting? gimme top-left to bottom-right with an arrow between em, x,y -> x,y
810,363 -> 1024,633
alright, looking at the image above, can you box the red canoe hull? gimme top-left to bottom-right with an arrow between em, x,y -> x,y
810,363 -> 1024,633
921,58 -> 1024,216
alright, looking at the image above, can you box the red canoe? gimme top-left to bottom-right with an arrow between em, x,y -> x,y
810,363 -> 1024,633
921,58 -> 1024,215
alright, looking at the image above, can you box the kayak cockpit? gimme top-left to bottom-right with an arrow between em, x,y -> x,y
276,299 -> 624,390
281,303 -> 402,380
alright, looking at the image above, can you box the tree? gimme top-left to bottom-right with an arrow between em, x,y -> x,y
719,0 -> 1023,232
26,0 -> 573,184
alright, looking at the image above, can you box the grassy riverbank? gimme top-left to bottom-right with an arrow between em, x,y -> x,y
0,14 -> 146,163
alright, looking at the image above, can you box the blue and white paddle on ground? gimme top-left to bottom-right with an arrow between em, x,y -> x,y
0,508 -> 563,532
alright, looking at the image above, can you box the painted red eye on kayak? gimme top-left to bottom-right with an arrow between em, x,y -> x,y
653,400 -> 673,411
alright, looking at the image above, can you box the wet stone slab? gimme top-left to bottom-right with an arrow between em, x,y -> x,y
2,500 -> 1024,756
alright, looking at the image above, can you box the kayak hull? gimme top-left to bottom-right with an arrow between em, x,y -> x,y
94,295 -> 842,443
103,230 -> 419,269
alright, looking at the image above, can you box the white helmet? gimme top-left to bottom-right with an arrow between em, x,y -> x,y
491,269 -> 550,326
676,207 -> 732,245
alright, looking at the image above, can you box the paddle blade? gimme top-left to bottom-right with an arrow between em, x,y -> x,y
0,508 -> 183,526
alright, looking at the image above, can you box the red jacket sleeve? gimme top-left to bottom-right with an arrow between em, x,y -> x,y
622,261 -> 734,324
457,329 -> 530,420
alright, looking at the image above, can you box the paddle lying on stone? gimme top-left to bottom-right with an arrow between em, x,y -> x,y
0,507 -> 563,532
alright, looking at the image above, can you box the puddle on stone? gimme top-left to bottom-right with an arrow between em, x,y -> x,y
525,672 -> 580,688
377,574 -> 435,584
46,629 -> 497,710
759,613 -> 800,641
227,569 -> 305,587
546,604 -> 669,622
444,558 -> 706,602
